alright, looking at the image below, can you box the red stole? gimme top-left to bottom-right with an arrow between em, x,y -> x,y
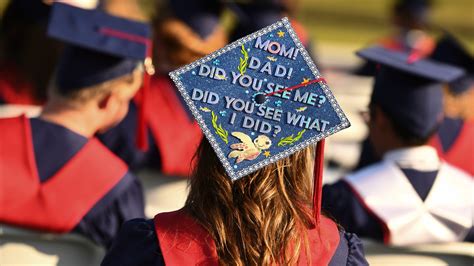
0,116 -> 127,232
430,120 -> 474,176
142,75 -> 202,177
154,209 -> 340,265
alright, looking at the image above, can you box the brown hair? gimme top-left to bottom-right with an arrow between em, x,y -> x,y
185,139 -> 316,265
48,65 -> 143,105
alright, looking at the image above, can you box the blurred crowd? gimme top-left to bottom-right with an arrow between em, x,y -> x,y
0,0 -> 472,265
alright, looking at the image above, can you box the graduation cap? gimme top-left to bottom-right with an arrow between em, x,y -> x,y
170,17 -> 350,223
430,34 -> 474,94
228,0 -> 287,41
168,0 -> 222,39
356,46 -> 465,139
48,2 -> 153,150
156,0 -> 226,71
393,0 -> 432,23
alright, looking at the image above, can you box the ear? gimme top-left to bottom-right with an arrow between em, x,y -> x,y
373,105 -> 392,132
98,91 -> 113,110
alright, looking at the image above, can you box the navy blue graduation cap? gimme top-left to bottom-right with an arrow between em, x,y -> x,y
394,0 -> 432,22
48,2 -> 153,149
430,34 -> 474,94
170,17 -> 350,223
228,0 -> 287,40
356,46 -> 465,138
168,0 -> 222,39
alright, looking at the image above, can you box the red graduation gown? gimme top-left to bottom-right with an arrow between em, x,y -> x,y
430,120 -> 474,176
142,75 -> 202,177
153,208 -> 340,265
0,115 -> 127,232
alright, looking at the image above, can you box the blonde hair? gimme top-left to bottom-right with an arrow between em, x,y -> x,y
186,139 -> 316,265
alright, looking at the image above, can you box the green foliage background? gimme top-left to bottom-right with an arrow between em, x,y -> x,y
0,0 -> 472,49
297,0 -> 474,50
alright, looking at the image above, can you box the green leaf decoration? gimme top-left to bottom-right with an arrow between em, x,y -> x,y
211,111 -> 229,144
238,44 -> 249,75
277,129 -> 306,147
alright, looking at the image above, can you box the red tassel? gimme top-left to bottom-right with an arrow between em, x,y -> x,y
136,66 -> 150,151
135,45 -> 154,151
406,49 -> 423,64
313,139 -> 325,225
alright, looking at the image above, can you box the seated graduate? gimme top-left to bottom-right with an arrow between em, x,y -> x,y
0,0 -> 62,105
103,18 -> 368,265
323,46 -> 473,245
428,34 -> 474,176
102,109 -> 368,264
353,0 -> 436,77
102,142 -> 368,266
98,0 -> 227,174
227,0 -> 314,58
0,3 -> 151,248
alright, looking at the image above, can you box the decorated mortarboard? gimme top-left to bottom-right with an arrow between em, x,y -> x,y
430,34 -> 474,94
48,2 -> 154,149
356,46 -> 465,138
170,18 -> 350,181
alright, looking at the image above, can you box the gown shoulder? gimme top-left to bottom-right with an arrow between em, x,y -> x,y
103,218 -> 369,266
330,231 -> 369,266
101,218 -> 164,266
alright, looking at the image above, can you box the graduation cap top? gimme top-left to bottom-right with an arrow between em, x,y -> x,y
48,2 -> 152,91
170,18 -> 350,181
357,46 -> 465,138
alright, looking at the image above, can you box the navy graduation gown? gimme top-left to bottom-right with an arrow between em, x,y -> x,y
0,117 -> 145,248
98,102 -> 159,171
101,218 -> 368,266
30,118 -> 146,247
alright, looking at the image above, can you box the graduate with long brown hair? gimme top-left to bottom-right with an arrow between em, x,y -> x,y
102,138 -> 368,265
102,16 -> 367,264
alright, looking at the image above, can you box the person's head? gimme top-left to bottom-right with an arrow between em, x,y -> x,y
152,0 -> 227,72
430,34 -> 474,120
391,0 -> 432,30
367,102 -> 440,157
100,0 -> 147,21
45,3 -> 151,133
186,138 -> 315,265
357,46 -> 465,157
48,60 -> 143,133
227,0 -> 298,41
